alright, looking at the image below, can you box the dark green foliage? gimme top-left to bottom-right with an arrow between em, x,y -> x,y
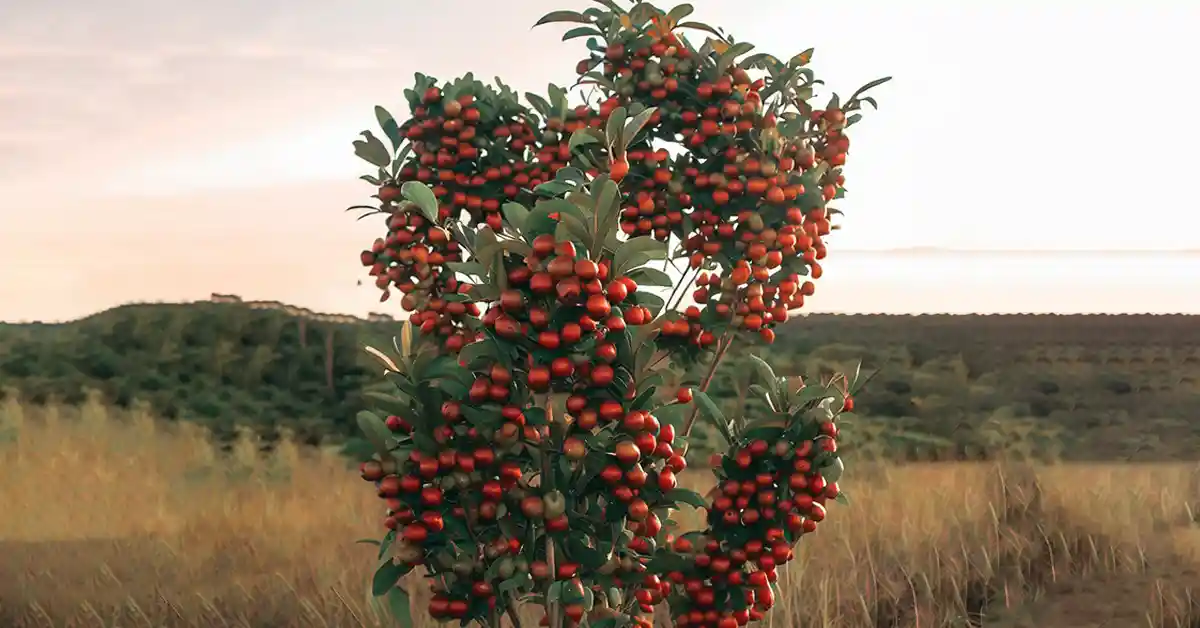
2,306 -> 1198,459
0,303 -> 386,447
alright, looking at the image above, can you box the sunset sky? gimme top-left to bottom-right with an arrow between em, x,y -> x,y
2,0 -> 1198,322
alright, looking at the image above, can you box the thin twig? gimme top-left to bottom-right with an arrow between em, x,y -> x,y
682,332 -> 735,437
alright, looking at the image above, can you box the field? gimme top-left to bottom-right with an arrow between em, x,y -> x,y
4,398 -> 1200,627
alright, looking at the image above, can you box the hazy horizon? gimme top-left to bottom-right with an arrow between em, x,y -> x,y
5,250 -> 1199,324
3,0 -> 1198,322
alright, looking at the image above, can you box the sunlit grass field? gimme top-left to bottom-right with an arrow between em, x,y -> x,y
2,394 -> 1200,627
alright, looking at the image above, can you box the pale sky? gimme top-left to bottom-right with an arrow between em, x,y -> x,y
2,0 -> 1198,322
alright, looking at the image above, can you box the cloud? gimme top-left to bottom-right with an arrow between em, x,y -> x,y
0,0 -> 428,192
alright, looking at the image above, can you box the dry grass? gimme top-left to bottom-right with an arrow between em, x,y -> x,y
2,394 -> 1200,628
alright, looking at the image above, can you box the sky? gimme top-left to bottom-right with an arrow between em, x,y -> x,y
1,0 -> 1199,322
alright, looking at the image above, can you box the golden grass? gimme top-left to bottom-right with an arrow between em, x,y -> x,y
2,394 -> 1200,627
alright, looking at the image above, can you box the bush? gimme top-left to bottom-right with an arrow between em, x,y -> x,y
354,2 -> 889,626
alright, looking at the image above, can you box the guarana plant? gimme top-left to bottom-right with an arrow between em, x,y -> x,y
348,2 -> 888,626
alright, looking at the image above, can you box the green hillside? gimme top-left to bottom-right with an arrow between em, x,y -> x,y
2,303 -> 1198,460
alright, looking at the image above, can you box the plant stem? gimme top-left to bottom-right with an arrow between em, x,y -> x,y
664,265 -> 700,314
505,601 -> 524,628
681,333 -> 734,437
541,395 -> 563,628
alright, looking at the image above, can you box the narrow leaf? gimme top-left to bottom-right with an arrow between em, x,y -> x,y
535,10 -> 592,26
850,76 -> 893,101
747,354 -> 779,396
693,390 -> 727,429
605,107 -> 628,153
374,106 -> 402,150
386,586 -> 413,627
621,106 -> 658,149
563,26 -> 603,40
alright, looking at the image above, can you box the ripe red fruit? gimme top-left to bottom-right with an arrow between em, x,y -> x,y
615,441 -> 641,466
587,293 -> 612,318
532,234 -> 556,258
628,498 -> 650,520
595,342 -> 618,362
658,468 -> 678,491
563,437 -> 587,460
528,366 -> 551,390
676,387 -> 693,403
402,523 -> 428,543
591,364 -> 615,386
610,158 -> 630,181
521,495 -> 545,519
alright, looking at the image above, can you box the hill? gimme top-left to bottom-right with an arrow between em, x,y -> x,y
2,300 -> 1199,460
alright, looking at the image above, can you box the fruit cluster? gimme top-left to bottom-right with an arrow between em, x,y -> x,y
348,2 -> 885,626
663,425 -> 842,628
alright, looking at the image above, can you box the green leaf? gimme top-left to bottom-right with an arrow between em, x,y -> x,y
357,411 -> 393,456
353,131 -> 391,168
563,26 -> 603,40
676,21 -> 724,41
546,581 -> 564,604
535,10 -> 592,26
568,128 -> 603,152
614,236 -> 668,275
386,585 -> 413,627
739,52 -> 781,70
664,488 -> 708,508
525,92 -> 553,118
535,180 -> 576,197
747,355 -> 779,397
605,106 -> 628,152
716,42 -> 755,74
692,390 -> 728,431
621,106 -> 658,150
445,261 -> 486,276
458,338 -> 502,369
374,106 -> 402,150
502,202 -> 529,232
526,207 -> 562,239
591,177 -> 620,258
626,266 -> 672,287
822,456 -> 844,483
666,4 -> 695,23
372,559 -> 411,596
536,197 -> 591,226
633,291 -> 665,316
850,76 -> 893,101
400,181 -> 439,223
498,572 -> 534,595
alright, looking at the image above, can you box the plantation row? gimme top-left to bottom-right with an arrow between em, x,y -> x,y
1,302 -> 1196,462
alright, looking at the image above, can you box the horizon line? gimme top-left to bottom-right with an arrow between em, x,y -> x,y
843,247 -> 1200,254
5,297 -> 1200,326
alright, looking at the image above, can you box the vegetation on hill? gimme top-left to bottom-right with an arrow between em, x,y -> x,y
2,303 -> 1198,460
